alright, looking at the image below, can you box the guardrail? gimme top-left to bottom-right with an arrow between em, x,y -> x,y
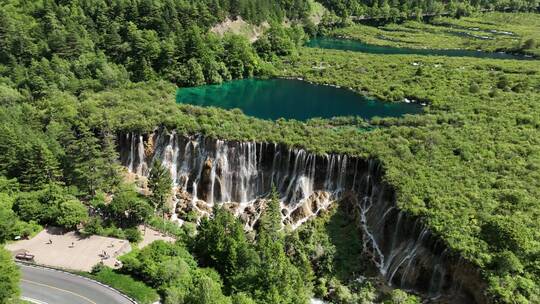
16,261 -> 139,304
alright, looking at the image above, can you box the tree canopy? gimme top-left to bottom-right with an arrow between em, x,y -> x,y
0,248 -> 20,303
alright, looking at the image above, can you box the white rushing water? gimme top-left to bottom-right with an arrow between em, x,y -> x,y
121,130 -> 350,229
120,129 -> 478,302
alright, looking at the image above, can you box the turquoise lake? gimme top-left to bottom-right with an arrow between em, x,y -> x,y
306,37 -> 530,60
176,78 -> 422,121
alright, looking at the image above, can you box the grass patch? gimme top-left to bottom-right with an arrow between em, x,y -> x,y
148,216 -> 186,238
330,12 -> 540,56
85,267 -> 159,304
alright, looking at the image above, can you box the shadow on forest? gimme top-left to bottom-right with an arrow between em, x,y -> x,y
324,200 -> 372,282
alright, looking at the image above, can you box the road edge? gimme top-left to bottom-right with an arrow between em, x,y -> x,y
17,261 -> 139,304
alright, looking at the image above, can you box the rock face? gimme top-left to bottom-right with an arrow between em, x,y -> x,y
118,129 -> 488,304
119,129 -> 349,228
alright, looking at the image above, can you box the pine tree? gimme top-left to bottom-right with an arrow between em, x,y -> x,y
148,159 -> 172,220
64,124 -> 107,197
20,143 -> 62,190
101,129 -> 122,190
253,186 -> 309,304
258,185 -> 282,239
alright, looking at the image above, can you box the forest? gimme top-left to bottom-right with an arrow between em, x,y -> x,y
1,0 -> 540,303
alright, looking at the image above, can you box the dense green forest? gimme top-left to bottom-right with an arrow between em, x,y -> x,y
0,0 -> 310,95
1,0 -> 540,303
2,49 -> 539,301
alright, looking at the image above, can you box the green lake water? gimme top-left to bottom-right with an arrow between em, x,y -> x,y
176,78 -> 422,121
306,37 -> 530,60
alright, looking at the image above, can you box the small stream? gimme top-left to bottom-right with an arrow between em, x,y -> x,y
306,37 -> 531,60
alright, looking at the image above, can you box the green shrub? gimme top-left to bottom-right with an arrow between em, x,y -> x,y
469,82 -> 480,94
148,216 -> 186,238
89,267 -> 159,304
386,289 -> 421,304
124,227 -> 142,243
522,38 -> 537,50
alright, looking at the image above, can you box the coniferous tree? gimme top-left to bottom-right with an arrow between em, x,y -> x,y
258,186 -> 282,238
101,129 -> 122,190
148,159 -> 172,220
64,124 -> 110,197
20,143 -> 62,190
253,186 -> 309,304
193,206 -> 258,294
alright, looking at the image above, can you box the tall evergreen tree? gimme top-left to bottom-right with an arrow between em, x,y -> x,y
101,129 -> 122,190
193,206 -> 259,294
64,124 -> 108,197
252,186 -> 309,304
258,186 -> 282,238
20,143 -> 61,190
148,159 -> 172,219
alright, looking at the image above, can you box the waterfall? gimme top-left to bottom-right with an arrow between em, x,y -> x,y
119,129 -> 488,303
136,135 -> 145,175
127,133 -> 134,173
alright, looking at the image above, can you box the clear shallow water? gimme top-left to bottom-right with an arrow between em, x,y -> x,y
306,37 -> 530,60
176,78 -> 422,121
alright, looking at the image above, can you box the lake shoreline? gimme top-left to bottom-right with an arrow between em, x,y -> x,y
176,78 -> 423,121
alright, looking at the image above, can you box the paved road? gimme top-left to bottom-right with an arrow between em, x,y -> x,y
19,264 -> 134,304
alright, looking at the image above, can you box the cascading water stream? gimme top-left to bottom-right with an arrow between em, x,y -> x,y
119,129 -> 488,304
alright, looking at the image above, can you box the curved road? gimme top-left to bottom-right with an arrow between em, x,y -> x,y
19,264 -> 134,304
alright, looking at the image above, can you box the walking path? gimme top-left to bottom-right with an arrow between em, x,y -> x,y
137,225 -> 175,249
6,227 -> 131,272
6,225 -> 175,272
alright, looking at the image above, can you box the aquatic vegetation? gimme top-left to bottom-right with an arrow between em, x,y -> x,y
330,12 -> 540,57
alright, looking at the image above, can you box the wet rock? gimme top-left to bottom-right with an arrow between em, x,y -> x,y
222,202 -> 240,213
198,159 -> 214,201
145,134 -> 155,157
290,201 -> 313,224
196,200 -> 212,213
119,130 -> 489,304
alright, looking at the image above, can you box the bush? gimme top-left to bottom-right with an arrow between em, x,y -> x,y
469,82 -> 480,94
91,262 -> 107,274
522,38 -> 537,50
493,251 -> 524,275
386,289 -> 420,304
81,217 -> 105,237
182,222 -> 197,237
89,267 -> 159,304
0,248 -> 20,303
12,220 -> 41,239
13,186 -> 88,229
124,227 -> 142,243
148,216 -> 186,238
